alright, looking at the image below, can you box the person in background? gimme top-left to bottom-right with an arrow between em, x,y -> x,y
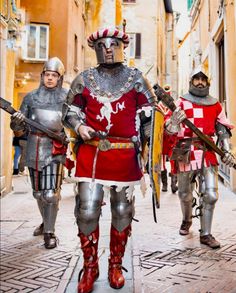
12,129 -> 28,175
10,57 -> 67,249
165,67 -> 236,249
159,85 -> 178,193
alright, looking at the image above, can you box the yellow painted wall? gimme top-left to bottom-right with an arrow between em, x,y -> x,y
1,50 -> 16,195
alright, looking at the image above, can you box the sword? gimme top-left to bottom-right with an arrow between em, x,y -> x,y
0,96 -> 69,145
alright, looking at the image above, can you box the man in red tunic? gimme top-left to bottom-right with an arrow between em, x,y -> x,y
62,27 -> 157,293
165,67 -> 235,249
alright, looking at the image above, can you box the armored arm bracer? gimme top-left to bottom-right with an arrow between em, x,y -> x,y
139,107 -> 152,143
215,122 -> 232,152
62,103 -> 86,134
61,74 -> 86,134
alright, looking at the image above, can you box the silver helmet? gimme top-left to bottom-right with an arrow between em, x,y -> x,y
189,66 -> 210,97
41,57 -> 65,88
42,57 -> 65,76
94,37 -> 125,64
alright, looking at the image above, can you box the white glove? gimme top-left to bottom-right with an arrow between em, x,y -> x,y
165,107 -> 186,134
221,151 -> 236,168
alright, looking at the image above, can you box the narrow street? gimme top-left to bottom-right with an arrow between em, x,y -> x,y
1,173 -> 236,292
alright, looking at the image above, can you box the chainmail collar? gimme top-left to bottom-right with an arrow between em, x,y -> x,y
183,92 -> 218,105
189,83 -> 209,97
32,85 -> 67,106
83,64 -> 141,103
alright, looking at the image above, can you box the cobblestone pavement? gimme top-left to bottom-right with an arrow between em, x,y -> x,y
0,174 -> 236,292
132,175 -> 236,293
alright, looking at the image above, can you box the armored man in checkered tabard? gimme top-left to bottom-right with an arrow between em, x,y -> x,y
62,28 -> 157,293
165,67 -> 236,249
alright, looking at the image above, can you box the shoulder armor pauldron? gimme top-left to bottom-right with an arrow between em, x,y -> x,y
67,73 -> 85,105
134,75 -> 156,104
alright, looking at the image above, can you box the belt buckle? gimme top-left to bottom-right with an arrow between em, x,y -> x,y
98,139 -> 111,151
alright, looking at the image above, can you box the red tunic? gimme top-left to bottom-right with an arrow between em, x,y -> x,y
74,87 -> 150,186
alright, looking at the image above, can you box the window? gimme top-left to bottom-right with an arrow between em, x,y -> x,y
74,34 -> 79,72
123,0 -> 136,3
218,37 -> 225,105
187,0 -> 194,10
23,24 -> 49,61
127,33 -> 141,59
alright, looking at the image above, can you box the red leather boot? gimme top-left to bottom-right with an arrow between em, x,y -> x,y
108,225 -> 131,289
78,226 -> 99,293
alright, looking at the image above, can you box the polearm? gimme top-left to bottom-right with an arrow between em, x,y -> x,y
0,97 -> 68,145
153,84 -> 236,170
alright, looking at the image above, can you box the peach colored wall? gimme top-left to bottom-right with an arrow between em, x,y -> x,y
1,50 -> 16,195
17,0 -> 69,76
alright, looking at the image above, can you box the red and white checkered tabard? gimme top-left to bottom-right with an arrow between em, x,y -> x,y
174,97 -> 233,172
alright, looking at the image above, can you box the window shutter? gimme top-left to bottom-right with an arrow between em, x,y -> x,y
135,33 -> 141,59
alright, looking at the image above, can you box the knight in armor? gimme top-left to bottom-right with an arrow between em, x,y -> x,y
10,57 -> 67,249
62,27 -> 157,293
165,67 -> 235,248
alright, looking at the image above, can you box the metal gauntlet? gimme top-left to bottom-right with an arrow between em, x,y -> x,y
62,103 -> 85,134
215,122 -> 231,152
165,107 -> 186,134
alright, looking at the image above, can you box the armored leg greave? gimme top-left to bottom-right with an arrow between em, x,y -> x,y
170,174 -> 178,193
75,182 -> 104,236
108,224 -> 131,289
34,192 -> 44,218
29,162 -> 63,233
161,170 -> 168,192
78,226 -> 99,293
199,167 -> 218,236
178,172 -> 194,222
110,186 -> 134,232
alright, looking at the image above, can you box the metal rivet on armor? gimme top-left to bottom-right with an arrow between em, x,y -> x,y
120,87 -> 125,92
128,77 -> 133,82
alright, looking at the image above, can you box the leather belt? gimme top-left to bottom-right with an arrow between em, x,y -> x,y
85,139 -> 134,152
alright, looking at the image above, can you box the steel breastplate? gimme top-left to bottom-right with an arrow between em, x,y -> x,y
30,108 -> 63,132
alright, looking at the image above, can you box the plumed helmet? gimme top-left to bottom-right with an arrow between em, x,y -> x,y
42,57 -> 65,76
